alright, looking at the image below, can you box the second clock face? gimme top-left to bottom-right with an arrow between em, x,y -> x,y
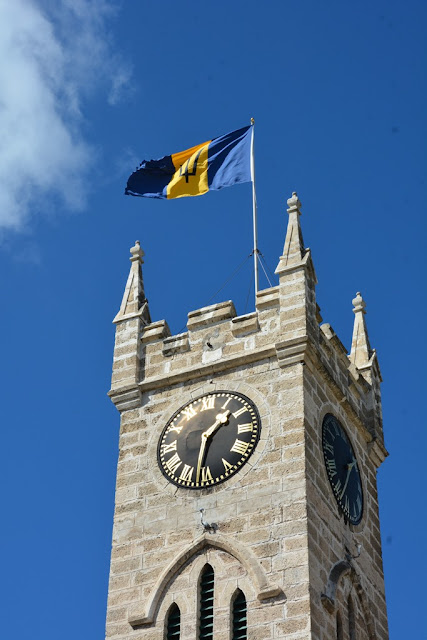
322,414 -> 364,525
158,391 -> 261,489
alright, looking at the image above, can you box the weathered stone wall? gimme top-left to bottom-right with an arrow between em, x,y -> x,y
106,194 -> 388,640
303,354 -> 388,639
106,293 -> 314,640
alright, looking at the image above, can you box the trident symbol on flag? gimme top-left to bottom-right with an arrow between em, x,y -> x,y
179,148 -> 203,182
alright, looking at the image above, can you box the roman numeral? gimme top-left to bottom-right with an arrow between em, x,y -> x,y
201,466 -> 213,483
326,458 -> 337,476
221,397 -> 232,409
230,439 -> 249,455
232,406 -> 247,419
334,478 -> 342,494
165,453 -> 182,474
222,458 -> 233,472
179,464 -> 194,482
237,422 -> 253,434
201,396 -> 215,411
182,405 -> 197,421
168,424 -> 183,434
162,440 -> 177,455
324,442 -> 334,455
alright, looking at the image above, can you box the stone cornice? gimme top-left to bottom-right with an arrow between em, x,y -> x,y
368,437 -> 389,467
137,344 -> 278,393
108,384 -> 141,412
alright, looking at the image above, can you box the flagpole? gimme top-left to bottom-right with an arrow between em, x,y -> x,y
250,118 -> 259,301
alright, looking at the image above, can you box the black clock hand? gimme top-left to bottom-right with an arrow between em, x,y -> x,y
339,459 -> 356,499
196,411 -> 231,483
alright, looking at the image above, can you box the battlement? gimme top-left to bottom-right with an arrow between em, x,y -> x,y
109,192 -> 385,458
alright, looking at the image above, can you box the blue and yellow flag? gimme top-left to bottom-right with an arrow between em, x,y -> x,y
125,125 -> 252,199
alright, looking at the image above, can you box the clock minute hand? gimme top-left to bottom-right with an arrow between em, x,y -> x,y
196,411 -> 231,484
339,459 -> 356,499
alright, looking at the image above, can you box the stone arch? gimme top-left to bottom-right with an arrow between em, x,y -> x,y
128,532 -> 282,627
321,559 -> 376,640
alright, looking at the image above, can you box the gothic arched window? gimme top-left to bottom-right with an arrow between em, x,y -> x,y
166,603 -> 180,640
199,564 -> 214,640
232,589 -> 247,640
336,610 -> 343,640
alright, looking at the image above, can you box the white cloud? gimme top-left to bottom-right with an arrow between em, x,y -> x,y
0,0 -> 131,232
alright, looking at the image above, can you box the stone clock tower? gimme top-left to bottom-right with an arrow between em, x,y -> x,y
106,193 -> 388,640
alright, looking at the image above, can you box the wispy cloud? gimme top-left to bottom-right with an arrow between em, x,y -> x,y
0,0 -> 131,232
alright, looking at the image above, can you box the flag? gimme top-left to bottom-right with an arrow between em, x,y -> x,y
125,125 -> 252,199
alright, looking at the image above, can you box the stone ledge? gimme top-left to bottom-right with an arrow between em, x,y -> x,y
141,320 -> 171,344
113,302 -> 150,325
138,344 -> 277,393
320,323 -> 349,359
231,312 -> 259,337
256,286 -> 279,310
275,335 -> 310,368
163,332 -> 190,356
187,300 -> 236,330
368,438 -> 389,468
108,384 -> 141,412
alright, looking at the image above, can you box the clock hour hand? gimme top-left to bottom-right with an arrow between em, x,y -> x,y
196,411 -> 231,483
203,410 -> 231,439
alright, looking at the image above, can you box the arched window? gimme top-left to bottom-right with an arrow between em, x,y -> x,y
336,611 -> 343,640
199,564 -> 214,640
348,594 -> 356,640
166,603 -> 180,640
232,589 -> 247,640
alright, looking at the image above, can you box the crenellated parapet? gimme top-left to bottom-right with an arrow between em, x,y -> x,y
108,193 -> 387,465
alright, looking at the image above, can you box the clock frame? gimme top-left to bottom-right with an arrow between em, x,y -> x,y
322,413 -> 364,525
157,391 -> 261,489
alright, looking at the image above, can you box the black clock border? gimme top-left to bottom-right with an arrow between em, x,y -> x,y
321,413 -> 364,526
157,390 -> 262,490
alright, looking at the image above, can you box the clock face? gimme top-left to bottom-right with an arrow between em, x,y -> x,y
157,391 -> 261,489
322,414 -> 364,525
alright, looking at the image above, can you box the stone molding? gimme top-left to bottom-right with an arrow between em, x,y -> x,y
141,320 -> 171,344
255,286 -> 279,310
368,438 -> 388,467
108,384 -> 141,412
321,558 -> 376,640
187,300 -> 236,330
137,344 -> 277,393
128,532 -> 282,627
162,332 -> 190,356
275,334 -> 310,368
231,312 -> 260,337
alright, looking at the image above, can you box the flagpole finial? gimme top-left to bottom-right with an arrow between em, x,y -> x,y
250,117 -> 255,125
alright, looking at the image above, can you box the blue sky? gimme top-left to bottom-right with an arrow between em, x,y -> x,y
0,1 -> 425,638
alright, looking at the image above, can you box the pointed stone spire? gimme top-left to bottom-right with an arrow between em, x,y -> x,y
349,292 -> 372,369
113,240 -> 151,325
273,193 -> 318,359
275,192 -> 305,273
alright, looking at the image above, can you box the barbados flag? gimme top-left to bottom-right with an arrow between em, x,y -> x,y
125,125 -> 252,199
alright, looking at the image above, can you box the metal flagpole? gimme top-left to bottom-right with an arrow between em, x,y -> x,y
250,118 -> 259,300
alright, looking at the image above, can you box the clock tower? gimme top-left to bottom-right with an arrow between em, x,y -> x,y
106,192 -> 388,640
